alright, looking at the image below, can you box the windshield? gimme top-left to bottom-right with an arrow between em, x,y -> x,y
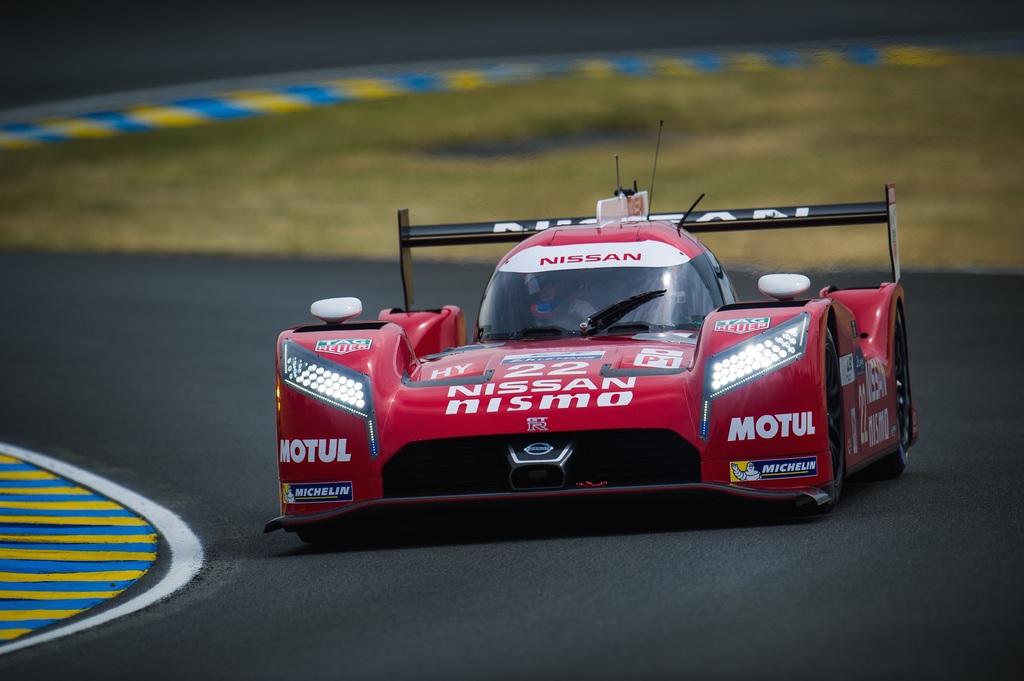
477,255 -> 723,341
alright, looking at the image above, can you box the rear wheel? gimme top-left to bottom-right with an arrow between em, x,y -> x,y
878,307 -> 912,478
824,328 -> 846,506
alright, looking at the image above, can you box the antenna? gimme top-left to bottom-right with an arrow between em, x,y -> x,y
676,193 -> 706,235
648,120 -> 664,217
614,154 -> 622,195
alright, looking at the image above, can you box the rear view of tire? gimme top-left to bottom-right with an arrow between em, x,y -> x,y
877,307 -> 912,479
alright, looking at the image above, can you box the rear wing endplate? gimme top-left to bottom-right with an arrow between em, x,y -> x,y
398,183 -> 900,310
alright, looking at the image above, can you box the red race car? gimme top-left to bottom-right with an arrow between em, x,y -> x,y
265,183 -> 917,542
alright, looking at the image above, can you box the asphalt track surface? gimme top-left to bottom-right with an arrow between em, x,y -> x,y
0,252 -> 1021,679
2,4 -> 1024,679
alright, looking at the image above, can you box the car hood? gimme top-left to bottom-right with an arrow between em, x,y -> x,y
383,332 -> 703,444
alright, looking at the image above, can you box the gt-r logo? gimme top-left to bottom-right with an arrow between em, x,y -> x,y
714,317 -> 770,334
279,439 -> 351,463
526,417 -> 549,431
727,412 -> 816,441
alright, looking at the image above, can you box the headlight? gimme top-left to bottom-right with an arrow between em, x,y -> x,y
281,339 -> 378,457
700,312 -> 809,440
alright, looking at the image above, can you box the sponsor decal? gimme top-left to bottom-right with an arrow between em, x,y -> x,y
279,438 -> 351,463
527,417 -> 549,432
695,207 -> 810,222
506,438 -> 572,465
856,405 -> 891,448
315,338 -> 372,354
500,241 -> 690,273
429,363 -> 475,380
524,442 -> 555,456
730,456 -> 817,482
283,481 -> 353,503
865,357 -> 888,404
888,185 -> 900,282
853,349 -> 866,377
502,351 -> 604,364
539,252 -> 642,266
631,347 -> 685,369
713,317 -> 771,334
851,320 -> 859,338
483,206 -> 812,236
491,218 -> 592,234
850,408 -> 859,455
856,357 -> 890,447
445,376 -> 635,414
840,353 -> 856,386
727,412 -> 816,441
868,408 -> 890,447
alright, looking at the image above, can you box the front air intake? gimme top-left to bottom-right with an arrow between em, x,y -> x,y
382,430 -> 700,499
510,464 -> 566,490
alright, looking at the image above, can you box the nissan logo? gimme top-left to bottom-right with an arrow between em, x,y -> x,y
523,443 -> 554,456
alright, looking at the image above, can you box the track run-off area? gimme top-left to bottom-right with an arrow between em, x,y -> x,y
0,443 -> 203,654
2,34 -> 1022,150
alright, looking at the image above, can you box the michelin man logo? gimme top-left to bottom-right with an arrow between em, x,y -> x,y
730,456 -> 817,482
731,462 -> 761,481
282,483 -> 295,503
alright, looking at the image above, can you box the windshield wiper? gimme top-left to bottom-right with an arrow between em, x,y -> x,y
605,321 -> 653,334
581,289 -> 666,337
519,326 -> 574,339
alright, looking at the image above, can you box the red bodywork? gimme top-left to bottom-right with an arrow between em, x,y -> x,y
266,188 -> 918,537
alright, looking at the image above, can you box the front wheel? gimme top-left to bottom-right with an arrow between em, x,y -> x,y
877,307 -> 912,479
824,328 -> 846,506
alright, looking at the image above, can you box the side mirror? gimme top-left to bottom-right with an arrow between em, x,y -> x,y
310,297 -> 363,323
757,274 -> 810,301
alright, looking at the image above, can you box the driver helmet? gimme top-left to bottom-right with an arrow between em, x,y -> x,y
526,271 -> 588,320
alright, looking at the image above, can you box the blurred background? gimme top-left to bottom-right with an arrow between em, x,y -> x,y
2,1 -> 1022,269
3,1 -> 1022,109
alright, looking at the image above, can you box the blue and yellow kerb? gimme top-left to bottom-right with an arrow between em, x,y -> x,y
0,454 -> 156,644
2,36 -> 1021,150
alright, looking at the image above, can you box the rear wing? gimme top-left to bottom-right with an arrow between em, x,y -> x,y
397,183 -> 900,310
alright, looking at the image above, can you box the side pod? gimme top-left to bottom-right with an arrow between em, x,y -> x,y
378,305 -> 466,357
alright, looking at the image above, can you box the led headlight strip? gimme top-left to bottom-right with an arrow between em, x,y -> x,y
700,312 -> 809,440
280,339 -> 379,457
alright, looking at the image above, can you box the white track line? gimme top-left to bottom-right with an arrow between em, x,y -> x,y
0,441 -> 204,656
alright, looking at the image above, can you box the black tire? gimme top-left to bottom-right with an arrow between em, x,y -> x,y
877,307 -> 912,479
824,328 -> 846,506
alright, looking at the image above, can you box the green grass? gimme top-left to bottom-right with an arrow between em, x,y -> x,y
2,55 -> 1022,270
